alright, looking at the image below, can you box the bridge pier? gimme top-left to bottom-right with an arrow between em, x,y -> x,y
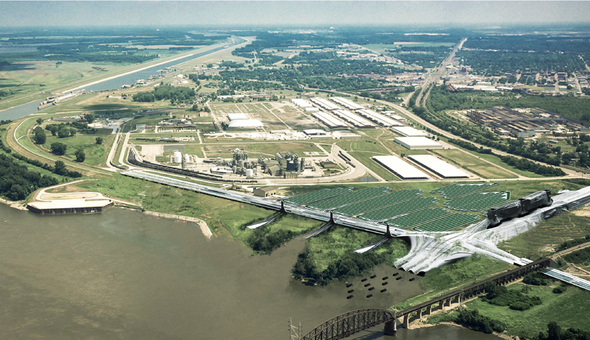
384,320 -> 396,336
403,314 -> 409,328
426,305 -> 432,315
439,300 -> 444,310
417,309 -> 423,320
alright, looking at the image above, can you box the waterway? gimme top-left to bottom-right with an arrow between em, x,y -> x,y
0,204 -> 500,339
0,37 -> 245,121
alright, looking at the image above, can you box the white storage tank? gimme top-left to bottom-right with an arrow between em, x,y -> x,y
245,169 -> 254,177
173,151 -> 182,163
184,154 -> 190,163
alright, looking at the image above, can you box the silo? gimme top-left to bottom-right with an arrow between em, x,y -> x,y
245,169 -> 254,177
173,151 -> 182,163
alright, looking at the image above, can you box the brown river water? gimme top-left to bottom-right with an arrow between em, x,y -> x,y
0,204 -> 500,339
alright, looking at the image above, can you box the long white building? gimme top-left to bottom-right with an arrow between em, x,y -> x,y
357,109 -> 403,127
330,97 -> 364,111
373,155 -> 429,180
311,97 -> 341,111
408,154 -> 469,178
332,109 -> 375,128
311,111 -> 347,129
291,98 -> 313,108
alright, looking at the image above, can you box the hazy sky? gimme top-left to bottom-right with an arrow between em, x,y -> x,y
1,1 -> 589,27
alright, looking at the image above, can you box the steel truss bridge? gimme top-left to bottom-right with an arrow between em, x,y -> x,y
301,258 -> 550,340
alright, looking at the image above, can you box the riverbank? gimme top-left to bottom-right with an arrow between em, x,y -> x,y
141,210 -> 213,240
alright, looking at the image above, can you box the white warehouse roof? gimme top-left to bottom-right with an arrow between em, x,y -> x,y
228,119 -> 264,128
311,97 -> 341,111
408,154 -> 469,178
332,109 -> 375,128
395,137 -> 442,150
227,113 -> 248,121
330,97 -> 365,111
291,98 -> 313,108
373,155 -> 429,180
391,126 -> 428,137
357,109 -> 403,127
312,112 -> 347,129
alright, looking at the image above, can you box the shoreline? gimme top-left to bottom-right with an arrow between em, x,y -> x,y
0,197 -> 213,239
140,209 -> 213,240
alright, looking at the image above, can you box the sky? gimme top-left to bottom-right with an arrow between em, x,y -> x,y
1,1 -> 589,27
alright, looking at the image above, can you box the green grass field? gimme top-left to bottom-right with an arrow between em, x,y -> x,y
466,283 -> 590,338
42,133 -> 115,167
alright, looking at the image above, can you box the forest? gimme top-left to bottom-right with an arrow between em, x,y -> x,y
133,85 -> 195,104
0,154 -> 59,201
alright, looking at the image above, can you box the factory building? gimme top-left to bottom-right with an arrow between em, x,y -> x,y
357,109 -> 403,127
391,126 -> 428,137
332,109 -> 375,128
311,112 -> 347,129
227,113 -> 264,128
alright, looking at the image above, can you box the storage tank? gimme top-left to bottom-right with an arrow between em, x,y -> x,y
184,154 -> 190,163
245,169 -> 254,177
173,151 -> 182,163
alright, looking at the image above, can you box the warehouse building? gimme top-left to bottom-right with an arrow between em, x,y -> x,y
227,113 -> 264,128
332,109 -> 375,128
357,109 -> 403,127
330,97 -> 365,111
311,97 -> 341,111
311,112 -> 347,129
373,155 -> 429,180
395,137 -> 443,150
391,126 -> 428,137
291,98 -> 314,108
408,155 -> 469,178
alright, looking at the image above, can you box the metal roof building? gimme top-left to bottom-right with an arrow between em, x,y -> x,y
228,119 -> 264,128
391,126 -> 428,137
291,98 -> 313,108
227,113 -> 249,121
330,97 -> 365,111
311,112 -> 347,129
332,109 -> 375,128
395,137 -> 443,150
310,97 -> 341,111
373,155 -> 429,180
357,109 -> 403,127
408,155 -> 469,178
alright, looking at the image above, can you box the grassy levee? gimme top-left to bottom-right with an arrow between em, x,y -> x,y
10,116 -> 110,176
41,133 -> 116,167
77,173 -> 321,244
458,283 -> 590,338
432,149 -> 517,179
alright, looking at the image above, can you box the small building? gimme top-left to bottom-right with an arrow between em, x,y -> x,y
320,161 -> 337,169
254,187 -> 276,197
27,199 -> 113,214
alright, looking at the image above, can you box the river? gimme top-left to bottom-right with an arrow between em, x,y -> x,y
0,204 -> 500,339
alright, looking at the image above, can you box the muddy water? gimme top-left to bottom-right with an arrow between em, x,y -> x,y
0,204 -> 498,339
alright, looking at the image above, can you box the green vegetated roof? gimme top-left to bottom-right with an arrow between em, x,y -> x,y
332,189 -> 422,217
386,207 -> 452,229
307,186 -> 390,210
357,196 -> 438,222
284,187 -> 353,205
431,183 -> 498,199
445,191 -> 511,211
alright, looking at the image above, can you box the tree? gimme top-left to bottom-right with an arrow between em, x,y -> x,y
36,118 -> 43,125
50,142 -> 67,155
85,113 -> 95,124
33,127 -> 46,144
58,128 -> 70,138
54,160 -> 66,175
95,136 -> 103,145
75,149 -> 85,162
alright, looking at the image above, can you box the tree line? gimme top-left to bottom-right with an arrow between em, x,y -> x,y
0,154 -> 59,201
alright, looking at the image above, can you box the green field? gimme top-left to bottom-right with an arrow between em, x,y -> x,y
465,283 -> 590,338
432,149 -> 518,179
42,133 -> 115,167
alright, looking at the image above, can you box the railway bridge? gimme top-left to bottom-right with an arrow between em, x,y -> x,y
300,258 -> 550,340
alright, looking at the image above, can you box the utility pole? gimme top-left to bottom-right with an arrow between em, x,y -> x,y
288,317 -> 302,340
